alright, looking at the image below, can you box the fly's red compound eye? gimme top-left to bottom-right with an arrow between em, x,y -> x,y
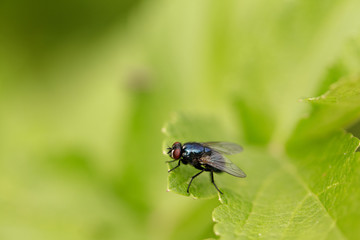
172,148 -> 181,160
169,142 -> 182,159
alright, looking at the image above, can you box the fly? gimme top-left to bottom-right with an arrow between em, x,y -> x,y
166,141 -> 246,194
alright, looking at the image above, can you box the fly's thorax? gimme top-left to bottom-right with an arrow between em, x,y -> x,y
182,142 -> 205,162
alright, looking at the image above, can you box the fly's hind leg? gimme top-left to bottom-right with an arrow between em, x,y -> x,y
210,170 -> 223,194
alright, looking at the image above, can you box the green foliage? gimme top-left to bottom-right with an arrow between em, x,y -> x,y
286,78 -> 360,239
2,0 -> 360,239
164,78 -> 360,239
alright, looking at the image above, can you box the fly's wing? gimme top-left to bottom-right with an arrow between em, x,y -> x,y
201,142 -> 243,155
200,151 -> 246,178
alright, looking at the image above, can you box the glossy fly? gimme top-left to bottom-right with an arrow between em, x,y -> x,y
166,141 -> 246,194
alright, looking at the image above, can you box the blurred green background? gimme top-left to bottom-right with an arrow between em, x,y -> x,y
1,0 -> 360,239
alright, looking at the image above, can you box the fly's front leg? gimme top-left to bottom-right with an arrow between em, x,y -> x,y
168,160 -> 181,173
166,159 -> 177,163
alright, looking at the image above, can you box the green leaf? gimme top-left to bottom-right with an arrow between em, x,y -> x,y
213,133 -> 359,239
292,77 -> 360,141
286,77 -> 360,239
164,77 -> 360,239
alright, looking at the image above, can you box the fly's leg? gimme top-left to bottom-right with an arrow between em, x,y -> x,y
210,170 -> 223,194
166,159 -> 178,163
168,160 -> 181,173
187,170 -> 204,193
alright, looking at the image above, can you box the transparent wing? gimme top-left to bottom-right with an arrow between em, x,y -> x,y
201,142 -> 243,155
200,151 -> 246,178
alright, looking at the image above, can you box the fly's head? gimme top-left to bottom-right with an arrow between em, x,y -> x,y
167,142 -> 182,160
